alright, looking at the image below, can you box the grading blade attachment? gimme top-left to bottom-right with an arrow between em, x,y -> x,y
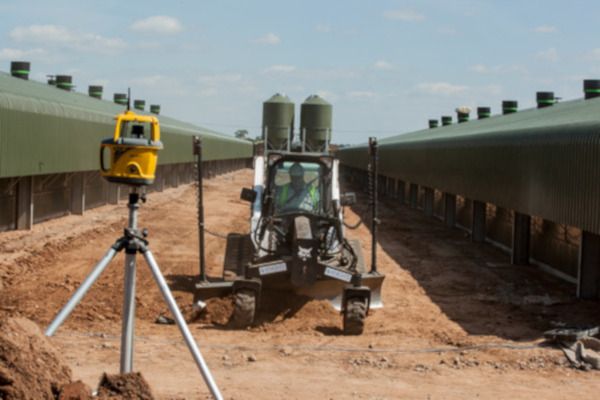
294,272 -> 384,311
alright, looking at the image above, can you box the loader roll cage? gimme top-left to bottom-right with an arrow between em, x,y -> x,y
253,154 -> 347,258
268,158 -> 330,216
263,154 -> 334,220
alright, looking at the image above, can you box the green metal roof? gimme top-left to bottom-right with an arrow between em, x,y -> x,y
0,72 -> 252,178
378,97 -> 600,144
339,97 -> 600,234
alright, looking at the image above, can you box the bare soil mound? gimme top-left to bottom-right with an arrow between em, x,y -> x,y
191,295 -> 235,326
57,381 -> 92,400
0,317 -> 71,400
96,372 -> 154,400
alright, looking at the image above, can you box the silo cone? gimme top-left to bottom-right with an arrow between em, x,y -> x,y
262,94 -> 294,151
300,95 -> 332,153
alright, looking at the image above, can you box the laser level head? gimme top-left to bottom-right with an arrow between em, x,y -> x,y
100,110 -> 163,186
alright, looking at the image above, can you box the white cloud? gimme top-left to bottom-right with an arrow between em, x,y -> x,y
482,84 -> 503,96
414,82 -> 468,96
10,24 -> 126,55
199,88 -> 218,96
571,48 -> 600,63
316,90 -> 337,102
11,25 -> 71,43
261,64 -> 295,73
469,64 -> 487,73
315,24 -> 333,33
534,25 -> 559,34
374,61 -> 392,70
382,9 -> 426,22
0,47 -> 45,60
130,16 -> 182,35
251,33 -> 281,45
129,74 -> 191,97
437,27 -> 458,35
469,64 -> 528,74
536,48 -> 560,62
583,48 -> 600,61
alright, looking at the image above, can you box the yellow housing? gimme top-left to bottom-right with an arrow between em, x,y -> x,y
100,110 -> 163,186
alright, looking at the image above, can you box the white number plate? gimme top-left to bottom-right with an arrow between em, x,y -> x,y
324,267 -> 352,282
259,263 -> 287,276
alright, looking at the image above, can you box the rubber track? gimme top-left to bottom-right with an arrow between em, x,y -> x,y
343,298 -> 366,335
233,289 -> 256,327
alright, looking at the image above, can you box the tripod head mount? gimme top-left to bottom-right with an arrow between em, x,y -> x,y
128,191 -> 147,205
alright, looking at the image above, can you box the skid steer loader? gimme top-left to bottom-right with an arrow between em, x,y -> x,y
196,94 -> 384,334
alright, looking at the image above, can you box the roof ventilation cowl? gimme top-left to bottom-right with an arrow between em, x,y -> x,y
477,107 -> 491,119
55,75 -> 73,91
150,104 -> 160,114
428,119 -> 438,129
583,80 -> 600,99
10,61 -> 30,80
88,85 -> 103,99
455,107 -> 471,123
134,100 -> 145,111
113,93 -> 128,106
502,100 -> 518,115
441,116 -> 452,126
536,91 -> 555,108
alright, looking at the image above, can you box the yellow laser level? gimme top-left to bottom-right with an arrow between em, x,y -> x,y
100,110 -> 163,186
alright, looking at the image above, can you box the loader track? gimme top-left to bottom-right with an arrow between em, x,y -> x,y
233,289 -> 256,327
343,297 -> 367,335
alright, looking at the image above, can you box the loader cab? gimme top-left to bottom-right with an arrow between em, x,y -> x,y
265,154 -> 333,218
269,160 -> 324,216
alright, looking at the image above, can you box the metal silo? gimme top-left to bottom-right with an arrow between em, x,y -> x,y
300,94 -> 332,153
262,93 -> 294,151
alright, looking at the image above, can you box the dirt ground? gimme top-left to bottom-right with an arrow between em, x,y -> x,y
1,168 -> 600,399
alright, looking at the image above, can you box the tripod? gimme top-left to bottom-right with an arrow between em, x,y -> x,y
45,189 -> 223,400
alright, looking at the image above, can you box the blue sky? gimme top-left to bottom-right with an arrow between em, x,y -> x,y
1,0 -> 599,144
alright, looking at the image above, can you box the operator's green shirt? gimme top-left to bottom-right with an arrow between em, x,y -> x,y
277,184 -> 319,212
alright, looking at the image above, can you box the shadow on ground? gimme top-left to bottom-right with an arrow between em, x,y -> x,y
342,179 -> 600,342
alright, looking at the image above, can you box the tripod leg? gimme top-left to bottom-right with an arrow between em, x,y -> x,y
120,252 -> 137,373
45,247 -> 119,337
142,249 -> 223,400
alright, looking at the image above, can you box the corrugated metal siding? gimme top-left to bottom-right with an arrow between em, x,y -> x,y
156,120 -> 252,164
0,73 -> 253,178
0,105 -> 108,176
33,173 -> 71,223
339,97 -> 600,234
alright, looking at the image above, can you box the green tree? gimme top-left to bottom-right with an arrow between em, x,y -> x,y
235,129 -> 249,139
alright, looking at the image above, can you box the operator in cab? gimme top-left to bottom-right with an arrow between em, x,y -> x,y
276,162 -> 319,213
